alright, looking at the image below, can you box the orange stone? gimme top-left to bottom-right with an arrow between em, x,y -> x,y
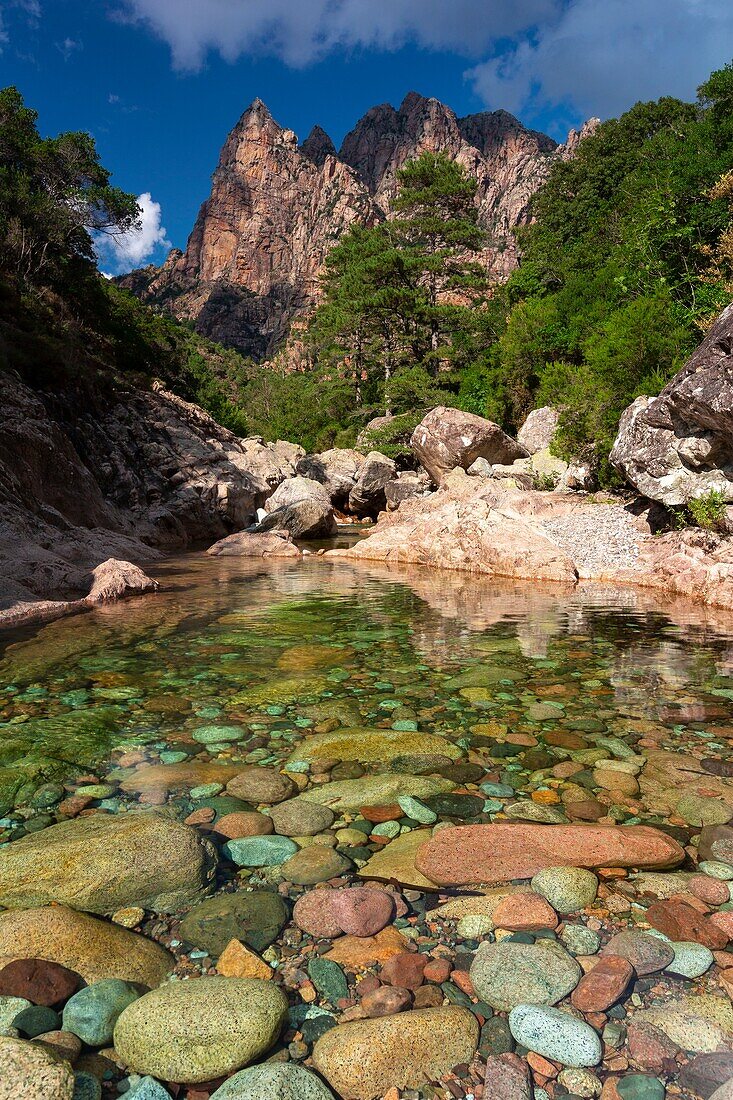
216,938 -> 272,980
493,893 -> 558,932
325,926 -> 408,968
361,805 -> 403,823
531,790 -> 561,805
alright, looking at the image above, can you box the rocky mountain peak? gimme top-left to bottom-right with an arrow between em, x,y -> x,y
300,125 -> 337,166
118,93 -> 595,360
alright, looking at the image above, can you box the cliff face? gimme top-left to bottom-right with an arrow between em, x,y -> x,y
121,94 -> 593,359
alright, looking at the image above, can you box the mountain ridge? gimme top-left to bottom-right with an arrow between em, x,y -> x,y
118,92 -> 597,359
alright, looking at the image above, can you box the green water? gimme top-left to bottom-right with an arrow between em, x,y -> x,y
2,553 -> 733,823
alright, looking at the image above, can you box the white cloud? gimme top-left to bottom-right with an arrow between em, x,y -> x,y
467,0 -> 733,121
116,0 -> 556,70
95,192 -> 171,273
56,36 -> 82,60
117,0 -> 733,123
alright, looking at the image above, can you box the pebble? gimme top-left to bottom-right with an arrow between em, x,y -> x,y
600,931 -> 674,975
571,957 -> 634,1012
312,1006 -> 479,1099
62,979 -> 139,1046
222,835 -> 299,867
664,940 -> 715,979
616,1074 -> 665,1100
396,796 -> 437,824
493,893 -> 559,931
0,1035 -> 76,1096
179,890 -> 288,955
560,925 -> 601,956
508,1004 -> 603,1067
268,799 -> 335,836
331,887 -> 395,937
0,958 -> 81,1007
280,845 -> 351,884
226,767 -> 296,804
209,1063 -> 336,1099
214,812 -> 274,839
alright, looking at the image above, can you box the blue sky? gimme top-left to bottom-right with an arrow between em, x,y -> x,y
2,1 -> 731,273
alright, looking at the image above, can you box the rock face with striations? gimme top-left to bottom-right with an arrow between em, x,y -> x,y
611,302 -> 733,505
120,94 -> 593,359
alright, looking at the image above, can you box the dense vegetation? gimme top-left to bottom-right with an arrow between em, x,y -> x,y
249,64 -> 733,475
3,67 -> 733,476
0,85 -> 250,433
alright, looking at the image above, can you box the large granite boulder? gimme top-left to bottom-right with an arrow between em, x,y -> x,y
0,811 -> 217,914
411,407 -> 529,485
296,449 -> 366,509
611,303 -> 733,505
348,451 -> 397,517
258,476 -> 336,539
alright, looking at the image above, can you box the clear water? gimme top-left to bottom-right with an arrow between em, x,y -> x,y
3,554 -> 733,824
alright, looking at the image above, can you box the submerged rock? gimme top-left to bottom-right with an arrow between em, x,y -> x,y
299,773 -> 454,814
287,727 -> 461,766
0,1035 -> 75,1099
179,889 -> 289,956
414,823 -> 685,886
0,907 -> 173,986
470,940 -> 581,1011
0,811 -> 217,913
312,1006 -> 479,1099
210,1063 -> 336,1099
113,977 -> 288,1084
508,1004 -> 602,1067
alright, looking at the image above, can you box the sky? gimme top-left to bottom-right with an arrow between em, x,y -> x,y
1,0 -> 732,273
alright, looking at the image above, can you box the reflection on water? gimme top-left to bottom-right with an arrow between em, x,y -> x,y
2,553 -> 733,812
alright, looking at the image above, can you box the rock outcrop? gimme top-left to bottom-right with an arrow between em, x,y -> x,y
611,302 -> 733,505
120,94 -> 592,359
0,368 -> 296,624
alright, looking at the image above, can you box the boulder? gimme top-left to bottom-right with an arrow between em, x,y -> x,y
517,406 -> 560,454
348,451 -> 397,517
610,302 -> 733,505
0,906 -> 174,986
0,811 -> 217,913
84,559 -> 158,603
333,479 -> 578,583
410,406 -> 528,485
296,449 -> 366,508
206,531 -> 301,558
413,823 -> 685,886
385,470 -> 432,510
258,476 -> 336,539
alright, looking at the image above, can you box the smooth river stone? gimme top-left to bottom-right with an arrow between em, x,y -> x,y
469,940 -> 581,1011
633,995 -> 733,1053
0,907 -> 173,987
414,824 -> 685,886
113,977 -> 288,1084
312,1006 -> 479,1099
299,774 -> 454,815
0,1035 -> 75,1098
287,727 -> 461,766
120,762 -> 243,795
357,829 -> 440,891
508,1005 -> 602,1067
0,811 -> 218,914
210,1063 -> 336,1099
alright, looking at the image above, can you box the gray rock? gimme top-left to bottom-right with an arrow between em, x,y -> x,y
385,471 -> 432,510
531,867 -> 598,914
508,1004 -> 602,1067
469,940 -> 581,1011
62,979 -> 139,1046
210,1063 -> 336,1099
296,450 -> 365,509
517,407 -> 560,454
259,476 -> 336,539
348,452 -> 397,517
611,303 -> 733,505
